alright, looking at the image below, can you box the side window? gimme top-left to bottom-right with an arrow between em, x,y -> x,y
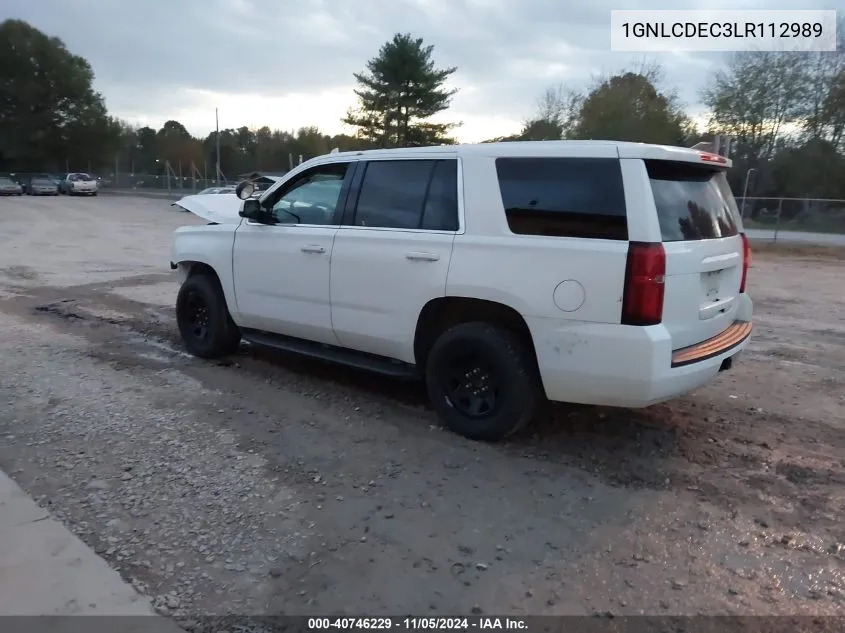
352,159 -> 459,231
495,157 -> 628,240
268,162 -> 348,226
421,160 -> 459,231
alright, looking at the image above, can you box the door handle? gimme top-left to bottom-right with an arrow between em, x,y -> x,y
405,252 -> 440,262
301,245 -> 326,254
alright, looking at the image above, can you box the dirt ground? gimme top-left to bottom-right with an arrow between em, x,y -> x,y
0,195 -> 843,625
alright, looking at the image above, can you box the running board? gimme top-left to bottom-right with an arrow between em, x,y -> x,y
241,329 -> 419,380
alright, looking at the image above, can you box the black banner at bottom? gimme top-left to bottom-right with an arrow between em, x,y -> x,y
0,616 -> 843,633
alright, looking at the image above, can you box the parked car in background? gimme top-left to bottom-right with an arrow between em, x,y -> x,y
0,176 -> 23,195
59,173 -> 98,196
28,177 -> 59,196
16,173 -> 50,194
198,186 -> 236,195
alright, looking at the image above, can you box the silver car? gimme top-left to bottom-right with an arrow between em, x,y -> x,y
29,177 -> 59,196
0,176 -> 23,196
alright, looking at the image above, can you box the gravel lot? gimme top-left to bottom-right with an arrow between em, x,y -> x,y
0,195 -> 844,624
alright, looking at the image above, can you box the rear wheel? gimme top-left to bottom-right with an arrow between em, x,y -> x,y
425,322 -> 541,441
176,273 -> 241,358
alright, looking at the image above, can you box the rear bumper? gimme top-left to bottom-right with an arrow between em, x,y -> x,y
527,293 -> 753,408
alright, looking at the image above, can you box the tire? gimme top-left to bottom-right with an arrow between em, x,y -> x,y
425,322 -> 541,441
92,191 -> 98,196
176,273 -> 241,358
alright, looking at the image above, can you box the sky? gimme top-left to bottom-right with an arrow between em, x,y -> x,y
1,0 -> 832,143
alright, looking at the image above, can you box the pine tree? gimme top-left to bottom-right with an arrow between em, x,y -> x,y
343,33 -> 459,147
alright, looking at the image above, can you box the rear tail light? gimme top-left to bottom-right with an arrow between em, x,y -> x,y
739,233 -> 751,293
622,242 -> 665,326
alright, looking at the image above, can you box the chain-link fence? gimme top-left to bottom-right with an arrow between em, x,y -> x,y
3,169 -> 240,197
101,172 -> 237,194
738,197 -> 845,243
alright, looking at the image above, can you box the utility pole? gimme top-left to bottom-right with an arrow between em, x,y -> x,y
215,108 -> 221,184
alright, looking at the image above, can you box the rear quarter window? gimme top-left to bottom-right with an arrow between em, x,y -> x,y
646,160 -> 739,242
495,157 -> 628,240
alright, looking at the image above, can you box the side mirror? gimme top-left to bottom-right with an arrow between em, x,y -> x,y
239,198 -> 262,220
235,179 -> 255,200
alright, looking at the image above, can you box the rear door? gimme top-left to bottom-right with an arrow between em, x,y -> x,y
646,159 -> 745,349
329,158 -> 459,363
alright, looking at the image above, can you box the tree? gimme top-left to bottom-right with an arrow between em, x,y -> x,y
514,64 -> 691,147
134,126 -> 159,173
797,19 -> 845,149
571,68 -> 690,145
767,138 -> 845,199
502,85 -> 582,141
343,33 -> 459,147
703,51 -> 806,167
0,19 -> 120,171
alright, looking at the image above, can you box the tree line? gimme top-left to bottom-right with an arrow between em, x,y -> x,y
1,19 -> 843,198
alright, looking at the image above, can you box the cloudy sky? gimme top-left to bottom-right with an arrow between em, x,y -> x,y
2,0 -> 829,142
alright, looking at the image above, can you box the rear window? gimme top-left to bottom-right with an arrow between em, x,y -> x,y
495,157 -> 627,240
647,160 -> 739,242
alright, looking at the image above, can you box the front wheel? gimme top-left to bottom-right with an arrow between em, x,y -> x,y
176,273 -> 241,358
425,322 -> 542,441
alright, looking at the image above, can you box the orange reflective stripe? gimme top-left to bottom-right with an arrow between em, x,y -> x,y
672,321 -> 752,367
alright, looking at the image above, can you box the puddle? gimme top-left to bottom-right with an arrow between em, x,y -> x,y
127,333 -> 194,359
136,351 -> 173,364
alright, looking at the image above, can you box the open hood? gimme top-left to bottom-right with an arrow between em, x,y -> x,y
172,193 -> 243,224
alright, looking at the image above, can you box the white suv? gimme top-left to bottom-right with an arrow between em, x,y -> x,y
170,141 -> 753,441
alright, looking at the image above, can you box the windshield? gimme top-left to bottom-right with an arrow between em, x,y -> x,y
647,160 -> 740,242
33,178 -> 53,185
0,177 -> 15,186
70,173 -> 94,181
